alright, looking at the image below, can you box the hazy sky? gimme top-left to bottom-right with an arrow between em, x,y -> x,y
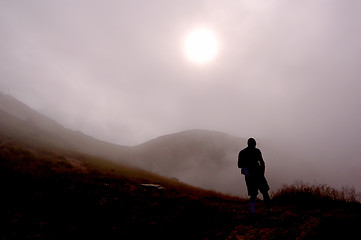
1,1 -> 361,188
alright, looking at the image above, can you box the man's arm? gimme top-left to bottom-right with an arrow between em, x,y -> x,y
238,150 -> 244,168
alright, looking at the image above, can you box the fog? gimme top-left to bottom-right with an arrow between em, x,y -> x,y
1,1 -> 361,191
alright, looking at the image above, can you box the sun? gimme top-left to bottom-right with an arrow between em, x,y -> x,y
184,29 -> 219,64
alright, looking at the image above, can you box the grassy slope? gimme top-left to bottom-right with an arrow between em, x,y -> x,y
1,135 -> 360,240
0,136 -> 242,240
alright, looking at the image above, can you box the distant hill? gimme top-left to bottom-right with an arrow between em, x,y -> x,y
131,129 -> 244,194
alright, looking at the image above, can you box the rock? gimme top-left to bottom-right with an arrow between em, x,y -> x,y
141,183 -> 165,190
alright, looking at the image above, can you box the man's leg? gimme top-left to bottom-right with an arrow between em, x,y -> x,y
261,191 -> 271,213
259,175 -> 271,213
249,195 -> 257,214
246,176 -> 258,214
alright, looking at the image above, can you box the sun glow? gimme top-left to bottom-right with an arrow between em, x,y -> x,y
184,29 -> 219,64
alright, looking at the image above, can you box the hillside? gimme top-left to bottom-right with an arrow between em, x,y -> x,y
1,135 -> 360,240
0,92 -> 246,195
0,92 -> 131,163
0,92 -> 316,197
0,135 -> 240,239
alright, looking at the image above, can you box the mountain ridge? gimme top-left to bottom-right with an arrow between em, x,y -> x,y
0,92 -> 247,195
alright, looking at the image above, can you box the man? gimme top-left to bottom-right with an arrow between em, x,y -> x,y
238,138 -> 271,214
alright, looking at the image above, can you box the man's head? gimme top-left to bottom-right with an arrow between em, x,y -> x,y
247,138 -> 256,147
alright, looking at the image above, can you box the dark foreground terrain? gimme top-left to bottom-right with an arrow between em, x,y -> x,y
1,136 -> 360,240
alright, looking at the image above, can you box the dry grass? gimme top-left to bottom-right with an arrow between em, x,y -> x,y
272,181 -> 361,205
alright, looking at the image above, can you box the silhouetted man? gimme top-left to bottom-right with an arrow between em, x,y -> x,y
238,138 -> 271,214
